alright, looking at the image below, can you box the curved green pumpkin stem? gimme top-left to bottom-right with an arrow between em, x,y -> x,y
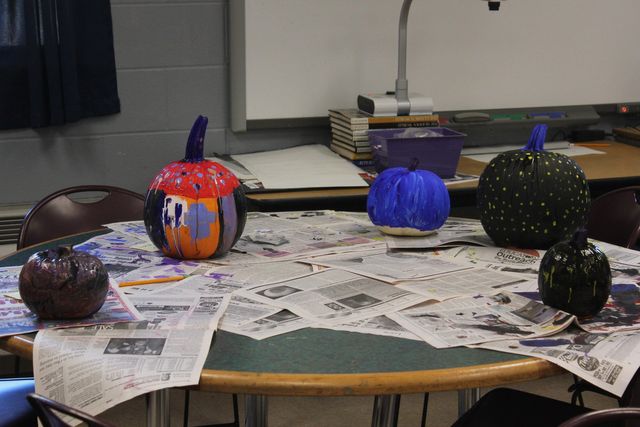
522,124 -> 548,152
184,115 -> 209,163
408,158 -> 419,171
571,227 -> 589,250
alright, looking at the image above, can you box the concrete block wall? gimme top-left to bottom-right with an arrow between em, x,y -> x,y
0,0 -> 328,207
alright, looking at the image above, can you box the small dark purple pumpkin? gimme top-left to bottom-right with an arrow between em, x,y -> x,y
19,246 -> 109,319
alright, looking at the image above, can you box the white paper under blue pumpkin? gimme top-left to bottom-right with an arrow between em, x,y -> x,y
367,160 -> 450,236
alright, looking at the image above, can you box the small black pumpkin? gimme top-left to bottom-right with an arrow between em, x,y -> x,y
477,124 -> 590,249
538,229 -> 611,317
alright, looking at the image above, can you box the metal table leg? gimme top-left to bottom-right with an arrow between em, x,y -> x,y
245,395 -> 268,427
371,394 -> 401,427
147,388 -> 171,427
457,388 -> 480,417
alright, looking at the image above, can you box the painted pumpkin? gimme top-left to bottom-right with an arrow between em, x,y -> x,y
367,159 -> 450,236
477,124 -> 590,249
538,229 -> 611,317
19,246 -> 109,319
144,115 -> 247,259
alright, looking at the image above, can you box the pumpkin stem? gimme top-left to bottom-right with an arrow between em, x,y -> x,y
184,115 -> 209,163
571,227 -> 589,250
408,158 -> 419,171
522,124 -> 547,152
49,246 -> 73,258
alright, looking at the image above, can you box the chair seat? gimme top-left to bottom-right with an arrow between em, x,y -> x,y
452,388 -> 594,427
0,378 -> 36,427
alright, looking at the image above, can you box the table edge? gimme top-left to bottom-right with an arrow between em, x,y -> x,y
195,358 -> 564,396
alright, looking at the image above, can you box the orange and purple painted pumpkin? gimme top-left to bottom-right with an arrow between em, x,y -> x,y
144,115 -> 247,259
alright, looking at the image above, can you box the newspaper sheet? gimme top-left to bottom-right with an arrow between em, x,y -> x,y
0,269 -> 142,337
441,246 -> 544,277
389,292 -> 574,348
232,212 -> 383,260
384,217 -> 493,249
321,315 -> 422,341
221,303 -> 313,340
235,269 -> 429,325
205,261 -> 314,286
34,327 -> 213,425
592,240 -> 640,266
474,328 -> 640,397
301,249 -> 472,284
395,267 -> 528,301
571,281 -> 640,334
128,294 -> 230,330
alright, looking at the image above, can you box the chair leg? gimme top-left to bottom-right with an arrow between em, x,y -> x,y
184,390 -> 191,427
420,393 -> 430,427
371,395 -> 401,427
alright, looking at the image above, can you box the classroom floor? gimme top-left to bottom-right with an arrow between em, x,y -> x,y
97,373 -> 618,427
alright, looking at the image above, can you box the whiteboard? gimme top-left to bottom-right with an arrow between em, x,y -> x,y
230,0 -> 640,130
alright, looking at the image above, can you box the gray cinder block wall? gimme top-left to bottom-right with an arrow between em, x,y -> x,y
0,0 -> 328,207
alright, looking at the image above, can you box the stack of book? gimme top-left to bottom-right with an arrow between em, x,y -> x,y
328,108 -> 440,165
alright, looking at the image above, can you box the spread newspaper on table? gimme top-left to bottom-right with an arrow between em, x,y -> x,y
473,328 -> 640,397
384,217 -> 493,249
235,268 -> 429,326
0,267 -> 141,337
33,291 -> 229,425
3,210 -> 640,419
388,292 -> 575,348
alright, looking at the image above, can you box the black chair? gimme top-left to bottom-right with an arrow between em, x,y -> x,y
27,393 -> 115,427
451,372 -> 640,427
559,407 -> 640,427
17,185 -> 145,249
587,186 -> 640,249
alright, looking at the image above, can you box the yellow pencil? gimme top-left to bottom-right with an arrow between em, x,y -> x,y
119,276 -> 186,288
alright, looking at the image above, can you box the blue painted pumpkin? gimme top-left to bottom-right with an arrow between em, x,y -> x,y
367,160 -> 450,236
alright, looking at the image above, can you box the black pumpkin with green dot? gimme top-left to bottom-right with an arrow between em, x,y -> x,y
477,124 -> 590,249
538,229 -> 611,317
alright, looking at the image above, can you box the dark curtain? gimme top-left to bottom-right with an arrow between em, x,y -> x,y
0,0 -> 120,129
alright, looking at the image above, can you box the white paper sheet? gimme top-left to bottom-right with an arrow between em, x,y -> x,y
231,144 -> 368,189
464,145 -> 604,163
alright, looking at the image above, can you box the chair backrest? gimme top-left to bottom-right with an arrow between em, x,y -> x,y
587,186 -> 640,249
27,393 -> 116,427
17,185 -> 145,249
559,407 -> 640,427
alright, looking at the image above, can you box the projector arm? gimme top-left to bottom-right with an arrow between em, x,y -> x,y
395,0 -> 413,116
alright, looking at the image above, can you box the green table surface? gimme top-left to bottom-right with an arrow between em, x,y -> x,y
3,229 -> 563,396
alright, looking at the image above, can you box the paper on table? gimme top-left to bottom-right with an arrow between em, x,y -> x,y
464,145 -> 604,163
231,144 -> 368,189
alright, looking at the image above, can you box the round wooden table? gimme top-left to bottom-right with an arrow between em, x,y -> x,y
0,231 -> 564,427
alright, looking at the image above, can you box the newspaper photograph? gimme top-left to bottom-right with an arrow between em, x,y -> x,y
301,249 -> 472,284
385,217 -> 493,250
34,327 -> 213,425
389,292 -> 574,348
396,267 -> 528,301
236,269 -> 429,325
474,328 -> 640,397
